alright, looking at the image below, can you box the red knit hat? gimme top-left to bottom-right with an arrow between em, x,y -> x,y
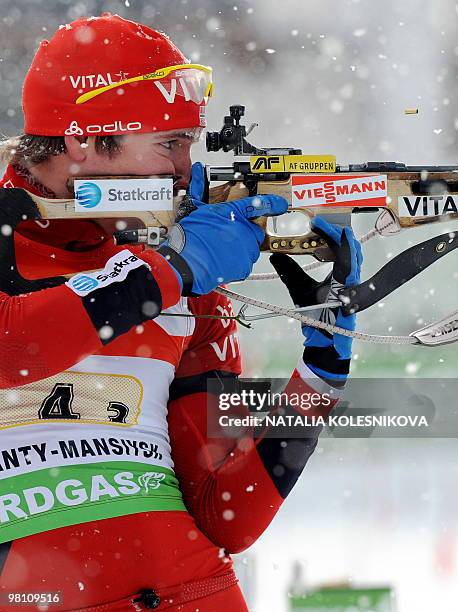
23,13 -> 212,137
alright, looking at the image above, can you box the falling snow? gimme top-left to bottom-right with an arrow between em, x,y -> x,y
0,3 -> 456,612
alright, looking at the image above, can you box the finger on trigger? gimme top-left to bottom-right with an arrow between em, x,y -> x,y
311,216 -> 342,247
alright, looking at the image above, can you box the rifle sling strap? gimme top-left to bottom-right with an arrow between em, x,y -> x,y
340,231 -> 457,315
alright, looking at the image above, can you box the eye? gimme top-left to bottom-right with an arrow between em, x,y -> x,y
160,140 -> 176,151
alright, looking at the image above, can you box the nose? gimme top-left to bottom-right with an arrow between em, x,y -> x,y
170,142 -> 192,190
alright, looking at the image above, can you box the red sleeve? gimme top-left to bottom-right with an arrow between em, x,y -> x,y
168,361 -> 337,553
0,249 -> 180,389
175,291 -> 242,377
0,285 -> 102,388
137,249 -> 182,310
169,288 -> 339,552
168,390 -> 282,553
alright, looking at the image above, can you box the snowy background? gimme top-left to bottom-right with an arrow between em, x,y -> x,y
1,0 -> 457,610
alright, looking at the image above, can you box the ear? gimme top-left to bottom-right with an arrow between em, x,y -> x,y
64,135 -> 89,162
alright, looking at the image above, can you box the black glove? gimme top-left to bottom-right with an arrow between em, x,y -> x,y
270,216 -> 363,381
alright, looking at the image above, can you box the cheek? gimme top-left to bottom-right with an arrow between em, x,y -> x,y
120,148 -> 175,175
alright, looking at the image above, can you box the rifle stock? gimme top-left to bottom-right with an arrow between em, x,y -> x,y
27,167 -> 458,263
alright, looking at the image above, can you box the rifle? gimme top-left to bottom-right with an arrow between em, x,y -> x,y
4,105 -> 458,346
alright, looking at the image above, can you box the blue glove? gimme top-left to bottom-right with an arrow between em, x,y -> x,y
270,216 -> 362,381
159,162 -> 288,295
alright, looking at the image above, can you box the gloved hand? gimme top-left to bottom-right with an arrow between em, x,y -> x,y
270,216 -> 362,381
159,162 -> 288,296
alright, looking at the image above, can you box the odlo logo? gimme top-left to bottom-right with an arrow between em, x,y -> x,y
76,182 -> 102,209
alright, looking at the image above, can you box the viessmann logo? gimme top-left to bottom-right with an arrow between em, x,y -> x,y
291,174 -> 388,208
